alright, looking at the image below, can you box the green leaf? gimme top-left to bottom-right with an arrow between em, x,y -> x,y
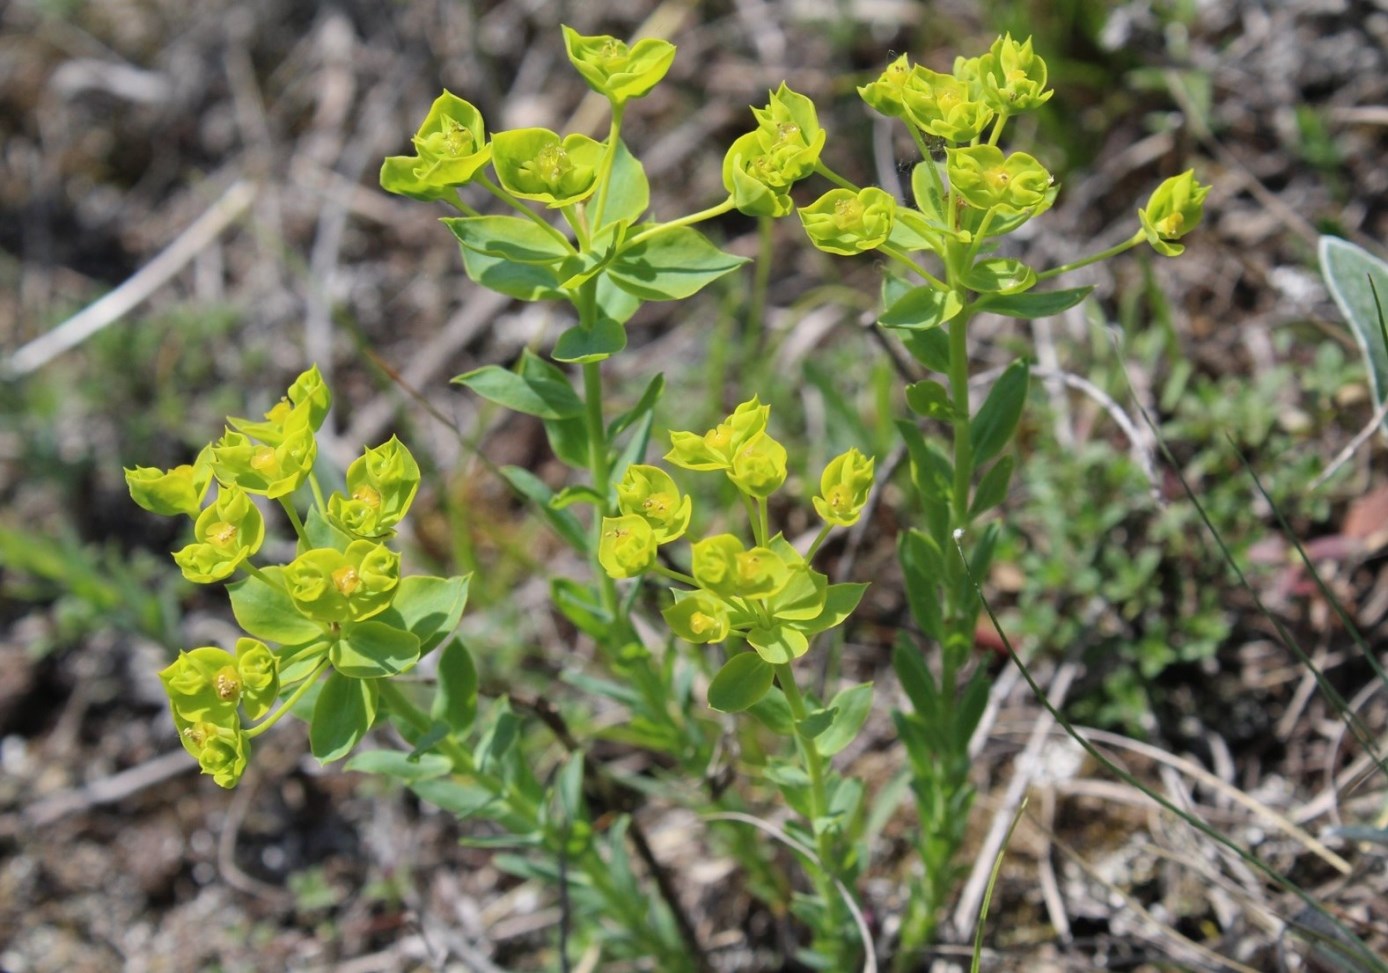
1321,235 -> 1388,436
331,621 -> 422,678
608,373 -> 665,440
902,328 -> 951,373
550,578 -> 612,639
542,414 -> 591,469
911,160 -> 948,226
374,574 -> 470,654
897,532 -> 943,641
970,454 -> 1015,518
970,359 -> 1029,465
879,285 -> 964,331
817,683 -> 872,756
747,686 -> 794,734
956,667 -> 991,743
459,245 -> 563,302
798,707 -> 837,740
962,257 -> 1036,295
897,420 -> 952,546
498,465 -> 590,553
310,671 -> 378,763
552,310 -> 628,364
892,636 -> 938,717
708,651 -> 775,712
549,485 -> 604,510
410,778 -> 497,820
592,140 -> 649,230
887,209 -> 939,251
229,567 -> 325,645
303,506 -> 352,552
747,624 -> 809,664
798,582 -> 869,636
975,285 -> 1092,319
345,749 -> 452,781
443,215 -> 573,264
431,637 -> 478,732
453,351 -> 584,419
905,379 -> 952,420
608,225 -> 747,301
477,700 -> 521,772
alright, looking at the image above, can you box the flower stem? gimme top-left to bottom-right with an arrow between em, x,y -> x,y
245,656 -> 328,738
626,198 -> 736,246
1037,231 -> 1144,280
277,497 -> 308,544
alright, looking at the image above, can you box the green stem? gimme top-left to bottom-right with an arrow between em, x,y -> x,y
749,215 -> 774,336
245,656 -> 329,738
774,661 -> 844,938
308,471 -> 327,515
987,110 -> 1009,147
1037,231 -> 1144,281
626,198 -> 736,246
653,563 -> 698,588
277,497 -> 308,544
477,175 -> 578,254
592,104 -> 625,227
880,244 -> 950,291
241,561 -> 283,591
804,523 -> 834,562
813,161 -> 859,192
907,126 -> 933,164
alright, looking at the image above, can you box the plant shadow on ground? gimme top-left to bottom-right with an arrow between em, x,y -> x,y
2,0 -> 1387,970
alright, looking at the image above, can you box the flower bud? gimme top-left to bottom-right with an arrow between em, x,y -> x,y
172,486 -> 265,584
210,416 -> 316,499
662,591 -> 731,644
329,436 -> 421,538
728,432 -> 788,499
722,85 -> 825,217
666,397 -> 770,471
901,67 -> 994,144
562,26 -> 676,104
125,445 -> 213,518
491,128 -> 603,208
159,646 -> 241,724
858,54 -> 915,121
947,145 -> 1052,216
1138,170 -> 1211,257
178,717 -> 250,789
813,448 -> 875,527
616,465 -> 691,544
598,514 -> 657,579
691,534 -> 790,600
283,540 -> 400,623
798,187 -> 896,255
380,91 -> 491,200
235,637 -> 279,721
977,34 -> 1053,112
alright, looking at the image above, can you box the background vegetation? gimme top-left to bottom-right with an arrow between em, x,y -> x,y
2,0 -> 1386,969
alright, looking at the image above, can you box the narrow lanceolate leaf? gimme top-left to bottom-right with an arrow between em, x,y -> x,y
459,246 -> 563,302
1320,235 -> 1388,436
608,225 -> 747,301
452,350 -> 584,419
310,672 -> 378,763
970,359 -> 1029,466
970,454 -> 1015,518
974,285 -> 1092,319
708,652 -> 775,712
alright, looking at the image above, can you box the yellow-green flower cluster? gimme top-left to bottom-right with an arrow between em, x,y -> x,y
798,187 -> 896,255
380,91 -> 492,201
159,639 -> 279,788
858,34 -> 1052,142
562,25 -> 675,105
595,398 -> 872,665
723,84 -> 826,217
947,144 -> 1053,219
125,365 -> 437,788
